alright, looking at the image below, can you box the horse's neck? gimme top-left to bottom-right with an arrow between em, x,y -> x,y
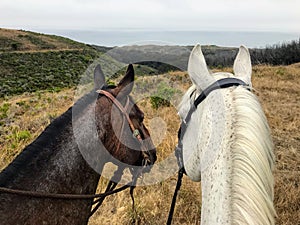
0,101 -> 102,225
200,145 -> 232,225
197,90 -> 234,225
1,107 -> 100,193
196,89 -> 275,225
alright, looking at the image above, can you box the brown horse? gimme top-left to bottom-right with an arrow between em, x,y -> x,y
0,64 -> 156,225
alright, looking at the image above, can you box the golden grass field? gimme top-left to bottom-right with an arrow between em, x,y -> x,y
0,64 -> 299,224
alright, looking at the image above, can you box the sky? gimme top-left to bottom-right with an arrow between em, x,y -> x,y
1,0 -> 300,33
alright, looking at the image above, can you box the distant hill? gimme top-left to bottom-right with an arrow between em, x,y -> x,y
104,39 -> 300,71
1,28 -> 299,97
0,29 -> 161,97
104,44 -> 238,72
0,28 -> 103,97
0,28 -> 87,52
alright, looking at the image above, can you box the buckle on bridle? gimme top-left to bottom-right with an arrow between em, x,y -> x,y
133,129 -> 140,138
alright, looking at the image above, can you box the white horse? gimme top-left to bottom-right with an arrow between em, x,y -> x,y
178,44 -> 275,224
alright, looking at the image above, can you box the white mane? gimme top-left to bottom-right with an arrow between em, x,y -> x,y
179,44 -> 275,224
229,86 -> 275,224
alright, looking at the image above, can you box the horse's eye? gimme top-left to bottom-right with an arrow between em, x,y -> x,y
140,113 -> 144,123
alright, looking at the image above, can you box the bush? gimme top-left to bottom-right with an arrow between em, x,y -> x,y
0,103 -> 10,125
16,130 -> 31,141
150,82 -> 179,109
11,42 -> 21,51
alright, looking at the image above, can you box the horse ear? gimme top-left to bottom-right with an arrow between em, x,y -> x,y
94,64 -> 106,90
233,45 -> 252,85
188,44 -> 214,91
115,64 -> 134,97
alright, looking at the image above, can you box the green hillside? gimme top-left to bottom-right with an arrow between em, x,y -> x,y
0,29 -> 162,97
0,28 -> 102,97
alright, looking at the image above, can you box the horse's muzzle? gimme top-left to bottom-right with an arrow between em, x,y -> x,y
142,148 -> 157,166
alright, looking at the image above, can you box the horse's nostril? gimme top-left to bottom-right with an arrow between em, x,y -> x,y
149,149 -> 157,164
152,152 -> 157,163
141,149 -> 156,167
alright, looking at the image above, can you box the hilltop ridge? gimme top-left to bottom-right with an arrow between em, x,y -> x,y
0,28 -> 87,52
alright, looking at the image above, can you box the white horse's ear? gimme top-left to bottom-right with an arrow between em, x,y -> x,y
233,46 -> 252,85
188,44 -> 214,91
94,64 -> 106,90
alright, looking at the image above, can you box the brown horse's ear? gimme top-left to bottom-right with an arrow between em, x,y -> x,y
115,64 -> 134,97
94,64 -> 106,90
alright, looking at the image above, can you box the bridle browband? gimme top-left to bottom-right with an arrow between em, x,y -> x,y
0,88 -> 152,219
167,78 -> 250,225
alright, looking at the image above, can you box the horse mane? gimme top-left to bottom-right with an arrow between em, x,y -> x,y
231,86 -> 275,224
0,91 -> 98,186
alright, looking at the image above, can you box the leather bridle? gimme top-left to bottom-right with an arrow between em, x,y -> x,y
167,77 -> 250,225
176,78 -> 249,170
96,89 -> 152,166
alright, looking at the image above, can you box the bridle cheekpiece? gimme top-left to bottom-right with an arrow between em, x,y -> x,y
96,89 -> 151,166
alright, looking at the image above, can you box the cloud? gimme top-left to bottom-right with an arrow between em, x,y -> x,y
0,0 -> 299,32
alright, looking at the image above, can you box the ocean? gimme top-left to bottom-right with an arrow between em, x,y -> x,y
41,29 -> 299,48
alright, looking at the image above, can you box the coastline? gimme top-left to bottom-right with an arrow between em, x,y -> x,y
30,29 -> 300,48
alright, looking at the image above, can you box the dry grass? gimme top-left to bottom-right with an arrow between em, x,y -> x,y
0,89 -> 75,169
252,64 -> 300,225
0,64 -> 299,224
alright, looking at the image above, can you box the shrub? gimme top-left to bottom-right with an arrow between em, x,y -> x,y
150,82 -> 179,109
0,103 -> 10,125
16,130 -> 31,141
11,42 -> 21,51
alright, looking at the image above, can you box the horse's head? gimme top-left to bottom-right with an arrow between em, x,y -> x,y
178,45 -> 275,224
178,44 -> 252,181
94,64 -> 157,168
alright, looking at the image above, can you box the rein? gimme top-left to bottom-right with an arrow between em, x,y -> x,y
0,169 -> 135,219
167,78 -> 249,225
0,182 -> 130,200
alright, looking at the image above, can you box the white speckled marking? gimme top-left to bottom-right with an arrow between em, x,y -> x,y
178,45 -> 275,225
